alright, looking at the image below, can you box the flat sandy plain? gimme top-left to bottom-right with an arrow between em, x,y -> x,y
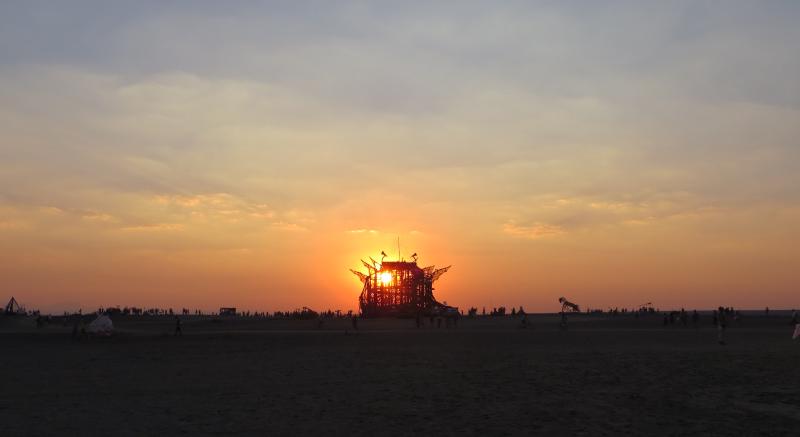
1,314 -> 799,436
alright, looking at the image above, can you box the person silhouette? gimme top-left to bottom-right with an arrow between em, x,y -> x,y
174,316 -> 182,336
71,318 -> 79,340
717,306 -> 727,345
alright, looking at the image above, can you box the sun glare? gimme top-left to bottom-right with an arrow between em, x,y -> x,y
379,271 -> 392,285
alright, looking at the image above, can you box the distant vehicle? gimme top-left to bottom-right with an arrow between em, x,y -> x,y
219,307 -> 237,316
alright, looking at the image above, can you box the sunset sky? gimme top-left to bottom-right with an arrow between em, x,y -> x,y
2,1 -> 799,313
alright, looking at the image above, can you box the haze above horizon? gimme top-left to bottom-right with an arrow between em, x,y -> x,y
1,1 -> 799,313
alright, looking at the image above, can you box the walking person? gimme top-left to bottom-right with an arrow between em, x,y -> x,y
717,306 -> 727,345
174,316 -> 183,336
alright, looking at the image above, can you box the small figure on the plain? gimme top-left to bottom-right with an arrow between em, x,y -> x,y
717,306 -> 727,345
71,318 -> 79,340
520,314 -> 528,329
793,323 -> 800,340
174,316 -> 182,336
79,318 -> 88,340
351,314 -> 359,331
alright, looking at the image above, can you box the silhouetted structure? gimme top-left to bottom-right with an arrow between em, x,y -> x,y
219,307 -> 237,316
351,253 -> 453,317
558,297 -> 580,313
3,297 -> 24,315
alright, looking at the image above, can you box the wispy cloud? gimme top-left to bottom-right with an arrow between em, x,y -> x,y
81,211 -> 115,222
120,223 -> 184,232
270,221 -> 307,232
0,219 -> 29,230
503,222 -> 565,240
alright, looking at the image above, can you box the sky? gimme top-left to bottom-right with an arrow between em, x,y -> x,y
1,1 -> 799,313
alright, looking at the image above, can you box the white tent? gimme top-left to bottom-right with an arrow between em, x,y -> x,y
87,315 -> 114,336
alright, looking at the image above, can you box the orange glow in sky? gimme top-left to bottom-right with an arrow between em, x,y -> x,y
2,3 -> 799,313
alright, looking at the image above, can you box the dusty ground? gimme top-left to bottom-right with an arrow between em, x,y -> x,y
1,314 -> 799,436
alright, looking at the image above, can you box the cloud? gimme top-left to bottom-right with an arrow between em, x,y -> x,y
503,222 -> 565,240
81,211 -> 115,222
270,222 -> 307,232
119,223 -> 184,232
154,193 -> 275,220
0,219 -> 29,230
497,190 -> 732,240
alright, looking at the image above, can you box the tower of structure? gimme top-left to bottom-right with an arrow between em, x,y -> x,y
350,254 -> 453,317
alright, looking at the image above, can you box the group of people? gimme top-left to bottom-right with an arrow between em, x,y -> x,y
26,306 -> 800,342
661,309 -> 700,327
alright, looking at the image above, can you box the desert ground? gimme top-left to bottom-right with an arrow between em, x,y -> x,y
1,313 -> 799,436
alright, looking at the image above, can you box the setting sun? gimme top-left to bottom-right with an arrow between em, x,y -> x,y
379,271 -> 392,285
